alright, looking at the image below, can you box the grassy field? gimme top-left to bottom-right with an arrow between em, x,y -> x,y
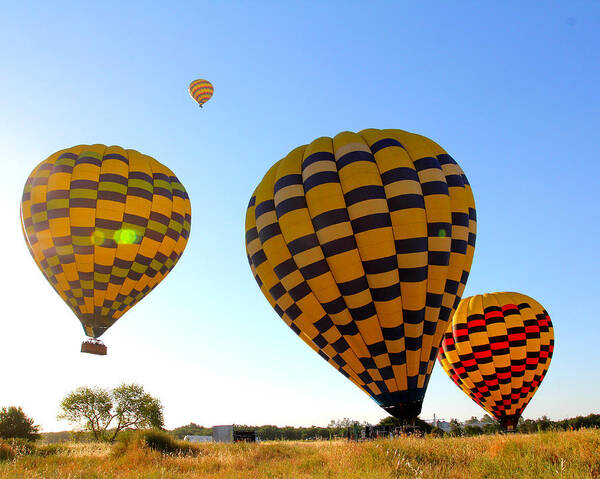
0,429 -> 598,478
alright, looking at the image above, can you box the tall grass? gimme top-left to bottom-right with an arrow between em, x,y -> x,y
0,429 -> 598,478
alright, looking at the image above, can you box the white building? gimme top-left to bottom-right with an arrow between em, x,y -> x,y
425,418 -> 452,432
183,435 -> 213,443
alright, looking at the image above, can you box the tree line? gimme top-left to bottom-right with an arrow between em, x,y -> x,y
440,414 -> 600,437
517,414 -> 600,434
171,419 -> 356,440
1,382 -> 598,443
171,414 -> 600,441
173,422 -> 348,441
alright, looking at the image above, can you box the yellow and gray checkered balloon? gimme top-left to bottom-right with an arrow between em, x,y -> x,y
21,145 -> 191,340
245,128 -> 476,420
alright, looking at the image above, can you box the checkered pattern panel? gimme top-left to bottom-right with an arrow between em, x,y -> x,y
438,292 -> 554,429
21,144 -> 191,338
246,186 -> 377,399
245,128 -> 476,413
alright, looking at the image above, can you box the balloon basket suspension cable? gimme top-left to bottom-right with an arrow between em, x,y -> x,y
81,338 -> 107,356
500,415 -> 520,433
383,399 -> 423,422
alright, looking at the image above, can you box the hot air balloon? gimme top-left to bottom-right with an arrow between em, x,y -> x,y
438,292 -> 554,431
245,128 -> 476,420
189,79 -> 213,108
20,145 -> 192,355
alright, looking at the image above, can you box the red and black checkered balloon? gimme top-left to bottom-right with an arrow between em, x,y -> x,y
438,292 -> 554,431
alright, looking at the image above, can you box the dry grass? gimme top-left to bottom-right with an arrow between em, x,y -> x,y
0,429 -> 598,478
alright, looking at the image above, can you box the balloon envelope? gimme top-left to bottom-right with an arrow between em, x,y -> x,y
21,145 -> 191,341
189,79 -> 213,107
245,128 -> 476,419
438,292 -> 554,431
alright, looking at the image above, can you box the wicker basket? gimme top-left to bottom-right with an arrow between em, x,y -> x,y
81,340 -> 107,355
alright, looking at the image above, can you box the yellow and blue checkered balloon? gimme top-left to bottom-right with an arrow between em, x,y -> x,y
245,128 -> 476,420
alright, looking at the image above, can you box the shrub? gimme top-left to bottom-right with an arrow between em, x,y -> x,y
0,441 -> 16,461
0,439 -> 64,458
6,438 -> 36,456
113,429 -> 198,457
142,429 -> 181,454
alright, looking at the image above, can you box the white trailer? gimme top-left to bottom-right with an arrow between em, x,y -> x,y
183,435 -> 213,443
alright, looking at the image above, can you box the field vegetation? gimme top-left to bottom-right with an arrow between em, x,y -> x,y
0,428 -> 598,478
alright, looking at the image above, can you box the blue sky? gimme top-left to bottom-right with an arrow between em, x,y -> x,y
1,1 -> 598,431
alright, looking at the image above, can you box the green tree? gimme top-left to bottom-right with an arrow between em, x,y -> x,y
480,414 -> 495,424
477,414 -> 501,434
464,424 -> 483,436
462,416 -> 483,436
482,421 -> 501,434
449,418 -> 463,437
0,407 -> 40,441
327,418 -> 356,428
58,386 -> 112,441
256,425 -> 279,440
556,413 -> 600,430
327,418 -> 360,438
378,416 -> 398,427
536,415 -> 553,432
111,383 -> 163,440
58,383 -> 163,442
518,418 -> 538,434
464,416 -> 480,426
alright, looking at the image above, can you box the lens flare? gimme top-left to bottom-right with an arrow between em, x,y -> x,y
114,228 -> 139,245
90,230 -> 105,246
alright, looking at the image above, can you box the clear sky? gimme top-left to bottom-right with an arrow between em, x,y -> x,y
1,1 -> 598,432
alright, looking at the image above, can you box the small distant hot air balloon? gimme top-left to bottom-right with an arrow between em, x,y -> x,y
438,292 -> 554,431
189,79 -> 213,108
21,145 -> 192,355
245,128 -> 477,421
